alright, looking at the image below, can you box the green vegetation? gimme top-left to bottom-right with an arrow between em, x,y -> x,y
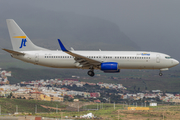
34,103 -> 180,119
1,99 -> 180,119
0,98 -> 67,114
38,103 -> 124,119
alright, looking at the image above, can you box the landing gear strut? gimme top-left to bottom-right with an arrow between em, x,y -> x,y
159,71 -> 163,76
87,70 -> 95,77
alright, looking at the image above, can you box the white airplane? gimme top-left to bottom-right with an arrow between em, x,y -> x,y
3,19 -> 179,77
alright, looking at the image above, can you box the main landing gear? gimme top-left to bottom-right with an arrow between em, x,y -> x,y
87,70 -> 95,77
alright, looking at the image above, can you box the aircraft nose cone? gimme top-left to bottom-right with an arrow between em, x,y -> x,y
174,59 -> 179,66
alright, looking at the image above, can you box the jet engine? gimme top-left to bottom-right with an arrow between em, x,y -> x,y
101,62 -> 120,73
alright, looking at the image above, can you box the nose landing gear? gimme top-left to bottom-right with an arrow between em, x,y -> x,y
159,71 -> 163,76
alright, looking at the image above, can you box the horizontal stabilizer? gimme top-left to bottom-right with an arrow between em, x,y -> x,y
2,48 -> 25,55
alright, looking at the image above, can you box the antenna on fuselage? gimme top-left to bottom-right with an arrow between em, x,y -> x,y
71,47 -> 74,51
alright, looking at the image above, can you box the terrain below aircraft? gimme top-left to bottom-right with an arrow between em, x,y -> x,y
3,19 -> 179,77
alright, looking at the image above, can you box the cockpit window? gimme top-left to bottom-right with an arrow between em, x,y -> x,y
165,56 -> 172,59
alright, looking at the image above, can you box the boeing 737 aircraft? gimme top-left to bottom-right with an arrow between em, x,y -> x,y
3,19 -> 179,77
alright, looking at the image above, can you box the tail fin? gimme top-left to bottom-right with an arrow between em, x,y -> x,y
6,19 -> 48,51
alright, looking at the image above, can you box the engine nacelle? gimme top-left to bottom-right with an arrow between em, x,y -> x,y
101,62 -> 120,73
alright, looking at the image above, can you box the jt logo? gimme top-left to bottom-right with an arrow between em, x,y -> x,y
19,39 -> 27,48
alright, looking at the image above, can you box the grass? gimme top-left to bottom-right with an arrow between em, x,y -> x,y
0,98 -> 67,114
38,103 -> 125,119
1,100 -> 180,119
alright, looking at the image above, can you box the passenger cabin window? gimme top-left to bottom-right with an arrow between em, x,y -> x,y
42,55 -> 151,59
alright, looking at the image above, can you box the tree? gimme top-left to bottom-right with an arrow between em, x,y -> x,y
155,96 -> 161,102
138,87 -> 140,91
145,87 -> 147,90
7,92 -> 12,98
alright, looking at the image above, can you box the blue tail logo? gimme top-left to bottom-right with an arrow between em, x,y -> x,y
19,39 -> 27,48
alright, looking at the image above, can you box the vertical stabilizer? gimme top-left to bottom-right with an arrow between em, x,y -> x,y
6,19 -> 48,51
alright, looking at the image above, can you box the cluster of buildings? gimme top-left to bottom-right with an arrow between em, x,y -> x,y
0,77 -> 179,103
20,79 -> 126,90
0,68 -> 180,103
97,82 -> 126,89
0,78 -> 103,102
18,78 -> 126,100
0,77 -> 127,102
0,84 -> 99,102
0,68 -> 11,85
161,93 -> 180,102
121,92 -> 180,103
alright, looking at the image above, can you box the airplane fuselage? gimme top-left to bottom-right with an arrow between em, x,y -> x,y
12,50 -> 178,70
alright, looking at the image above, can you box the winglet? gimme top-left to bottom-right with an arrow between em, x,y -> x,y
57,39 -> 68,52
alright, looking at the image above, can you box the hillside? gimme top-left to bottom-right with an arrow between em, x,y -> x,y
6,68 -> 180,93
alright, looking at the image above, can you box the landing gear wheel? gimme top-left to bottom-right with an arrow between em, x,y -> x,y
88,71 -> 95,77
159,72 -> 163,76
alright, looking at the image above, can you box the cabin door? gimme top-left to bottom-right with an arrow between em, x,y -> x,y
156,54 -> 160,63
35,53 -> 39,63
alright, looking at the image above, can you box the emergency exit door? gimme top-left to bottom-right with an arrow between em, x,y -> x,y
156,54 -> 160,63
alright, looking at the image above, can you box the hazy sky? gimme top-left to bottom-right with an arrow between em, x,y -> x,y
1,0 -> 180,61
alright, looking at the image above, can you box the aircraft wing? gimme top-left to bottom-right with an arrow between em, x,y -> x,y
58,39 -> 102,67
2,48 -> 25,55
